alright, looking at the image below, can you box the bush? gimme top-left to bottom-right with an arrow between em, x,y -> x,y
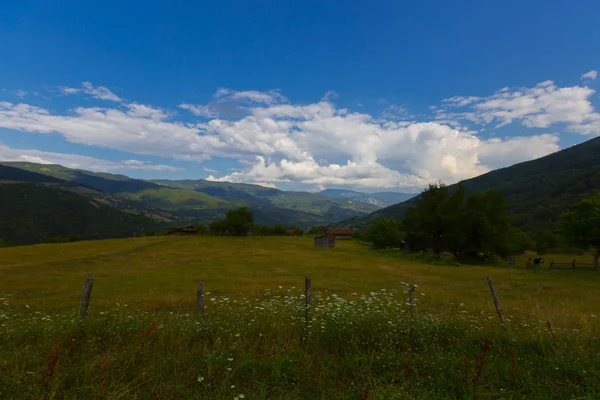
368,218 -> 403,249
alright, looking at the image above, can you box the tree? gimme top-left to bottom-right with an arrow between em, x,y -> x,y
193,223 -> 206,235
251,225 -> 271,236
535,231 -> 561,255
352,229 -> 366,241
368,218 -> 403,249
507,227 -> 535,254
270,224 -> 286,235
224,207 -> 254,236
402,181 -> 513,261
403,182 -> 456,254
461,190 -> 512,259
209,220 -> 227,235
308,225 -> 328,235
559,192 -> 600,269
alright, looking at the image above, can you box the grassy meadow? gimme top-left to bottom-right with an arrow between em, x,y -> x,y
1,236 -> 600,399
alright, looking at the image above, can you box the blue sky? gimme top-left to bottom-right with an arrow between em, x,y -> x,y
1,0 -> 599,192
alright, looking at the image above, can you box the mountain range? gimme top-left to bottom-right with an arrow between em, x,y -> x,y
318,189 -> 415,207
0,162 -> 386,244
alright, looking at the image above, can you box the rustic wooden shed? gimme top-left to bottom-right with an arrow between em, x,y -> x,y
314,235 -> 335,248
167,224 -> 199,236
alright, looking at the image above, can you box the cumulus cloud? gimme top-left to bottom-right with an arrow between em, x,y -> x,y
437,80 -> 600,135
581,70 -> 598,80
59,82 -> 123,102
0,79 -> 578,189
0,142 -> 181,172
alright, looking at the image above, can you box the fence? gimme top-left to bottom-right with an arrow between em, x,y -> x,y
549,259 -> 596,270
66,274 -> 514,340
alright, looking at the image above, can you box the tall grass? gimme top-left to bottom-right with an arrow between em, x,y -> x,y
1,286 -> 599,399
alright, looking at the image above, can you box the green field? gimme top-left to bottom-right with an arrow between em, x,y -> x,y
1,237 -> 599,398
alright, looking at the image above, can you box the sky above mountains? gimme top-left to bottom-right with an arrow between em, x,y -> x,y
1,0 -> 600,192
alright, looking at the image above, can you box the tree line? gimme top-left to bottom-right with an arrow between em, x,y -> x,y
362,182 -> 600,267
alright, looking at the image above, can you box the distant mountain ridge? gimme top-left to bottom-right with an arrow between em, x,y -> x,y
1,163 -> 380,237
319,188 -> 415,207
342,136 -> 600,236
150,178 -> 380,226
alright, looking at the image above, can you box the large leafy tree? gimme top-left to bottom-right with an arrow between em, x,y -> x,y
403,182 -> 452,254
224,207 -> 255,237
559,192 -> 600,269
368,218 -> 403,249
208,207 -> 254,236
461,190 -> 512,258
402,181 -> 513,260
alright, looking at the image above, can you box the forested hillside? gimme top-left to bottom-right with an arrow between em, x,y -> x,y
0,183 -> 166,245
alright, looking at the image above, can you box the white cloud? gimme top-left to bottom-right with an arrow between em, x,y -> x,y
321,90 -> 338,101
202,166 -> 219,173
15,90 -> 27,99
254,182 -> 277,189
179,88 -> 288,119
441,96 -> 481,107
59,87 -> 80,95
81,82 -> 122,102
0,142 -> 181,172
0,101 -> 213,161
179,103 -> 217,118
0,79 -> 574,189
437,80 -> 600,135
477,134 -> 560,169
214,88 -> 287,105
581,70 -> 597,80
381,105 -> 410,120
126,103 -> 167,120
59,82 -> 123,102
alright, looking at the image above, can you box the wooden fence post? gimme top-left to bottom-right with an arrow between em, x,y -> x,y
303,276 -> 312,345
305,276 -> 312,308
486,277 -> 514,340
197,281 -> 204,317
79,273 -> 94,319
408,283 -> 416,321
550,260 -> 554,269
572,259 -> 576,269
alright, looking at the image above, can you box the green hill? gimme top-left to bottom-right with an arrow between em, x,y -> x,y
343,136 -> 600,235
1,162 -> 158,193
0,164 -> 69,184
0,182 -> 167,245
